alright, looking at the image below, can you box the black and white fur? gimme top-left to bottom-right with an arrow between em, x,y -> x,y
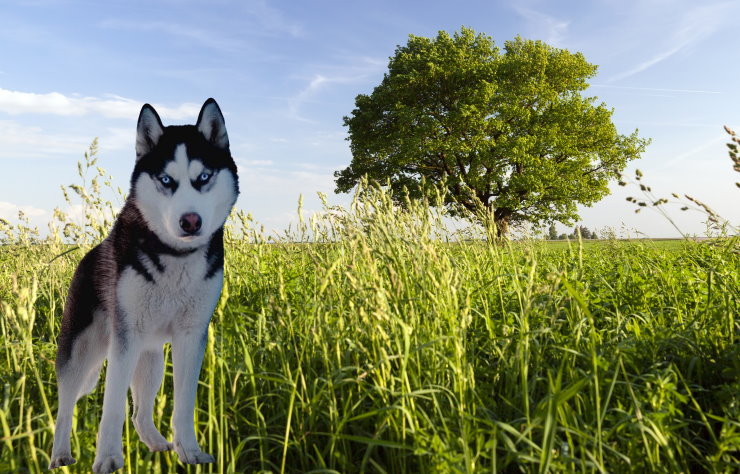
49,99 -> 239,473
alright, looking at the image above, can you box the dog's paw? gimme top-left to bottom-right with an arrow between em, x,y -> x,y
142,439 -> 172,452
174,442 -> 215,464
92,453 -> 124,473
149,440 -> 174,452
49,454 -> 76,469
136,428 -> 173,452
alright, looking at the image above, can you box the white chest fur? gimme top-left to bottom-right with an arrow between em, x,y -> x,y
116,249 -> 223,345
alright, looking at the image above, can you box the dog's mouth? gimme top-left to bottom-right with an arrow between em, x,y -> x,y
178,232 -> 202,239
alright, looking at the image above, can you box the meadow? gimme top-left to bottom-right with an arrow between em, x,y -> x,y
0,161 -> 738,473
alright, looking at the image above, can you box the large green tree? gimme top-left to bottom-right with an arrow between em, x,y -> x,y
335,28 -> 649,236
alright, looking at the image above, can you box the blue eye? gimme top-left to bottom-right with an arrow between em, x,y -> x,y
198,172 -> 212,183
159,175 -> 172,185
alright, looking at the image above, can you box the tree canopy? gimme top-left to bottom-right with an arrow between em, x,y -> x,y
335,28 -> 649,236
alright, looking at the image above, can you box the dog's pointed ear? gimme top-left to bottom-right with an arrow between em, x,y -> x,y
136,104 -> 164,161
196,98 -> 229,150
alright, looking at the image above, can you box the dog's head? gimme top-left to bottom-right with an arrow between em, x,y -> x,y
131,99 -> 239,250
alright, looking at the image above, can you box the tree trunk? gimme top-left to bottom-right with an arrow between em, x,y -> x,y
481,207 -> 511,241
493,216 -> 510,238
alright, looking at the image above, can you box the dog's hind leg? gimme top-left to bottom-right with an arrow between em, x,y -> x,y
50,317 -> 108,469
49,366 -> 80,469
131,349 -> 172,452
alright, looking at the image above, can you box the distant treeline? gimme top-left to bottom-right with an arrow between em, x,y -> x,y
547,223 -> 597,240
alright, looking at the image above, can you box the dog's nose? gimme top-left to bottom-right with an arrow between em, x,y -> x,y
179,212 -> 202,235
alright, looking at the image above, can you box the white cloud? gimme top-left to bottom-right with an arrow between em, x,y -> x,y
98,127 -> 134,152
0,201 -> 47,220
234,161 -> 347,233
0,120 -> 137,159
0,120 -> 91,158
0,88 -> 201,120
239,165 -> 336,193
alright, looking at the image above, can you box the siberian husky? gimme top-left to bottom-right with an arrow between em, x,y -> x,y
49,99 -> 239,473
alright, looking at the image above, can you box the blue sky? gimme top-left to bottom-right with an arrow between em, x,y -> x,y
1,0 -> 738,238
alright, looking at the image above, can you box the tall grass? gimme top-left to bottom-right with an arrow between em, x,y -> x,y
0,146 -> 738,472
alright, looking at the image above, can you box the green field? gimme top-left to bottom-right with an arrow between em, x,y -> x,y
1,185 -> 738,473
541,239 -> 689,252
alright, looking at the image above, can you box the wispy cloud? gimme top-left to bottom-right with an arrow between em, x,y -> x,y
99,19 -> 247,52
610,45 -> 684,83
591,84 -> 723,95
242,0 -> 303,38
287,57 -> 387,122
657,135 -> 729,170
610,2 -> 735,82
512,5 -> 569,45
240,158 -> 274,166
288,75 -> 333,123
100,1 -> 302,46
0,88 -> 200,120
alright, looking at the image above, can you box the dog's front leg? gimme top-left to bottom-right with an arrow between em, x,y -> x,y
171,327 -> 214,464
93,338 -> 139,474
